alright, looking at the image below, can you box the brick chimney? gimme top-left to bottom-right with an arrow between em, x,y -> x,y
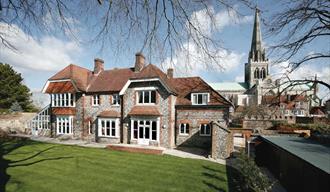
167,68 -> 173,78
94,58 -> 104,74
134,52 -> 145,72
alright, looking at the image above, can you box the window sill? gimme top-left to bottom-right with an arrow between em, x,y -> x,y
136,103 -> 156,106
98,135 -> 119,138
111,104 -> 120,107
199,134 -> 211,137
179,133 -> 189,136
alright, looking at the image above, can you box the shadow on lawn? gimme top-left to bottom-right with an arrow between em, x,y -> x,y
0,137 -> 73,192
203,163 -> 246,192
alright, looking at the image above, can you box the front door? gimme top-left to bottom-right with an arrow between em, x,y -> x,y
137,120 -> 150,145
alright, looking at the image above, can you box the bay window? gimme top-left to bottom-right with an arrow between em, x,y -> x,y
98,118 -> 119,137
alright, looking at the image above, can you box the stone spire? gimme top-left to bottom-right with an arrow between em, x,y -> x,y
249,8 -> 266,62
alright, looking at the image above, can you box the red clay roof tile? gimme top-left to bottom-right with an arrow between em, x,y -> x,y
128,106 -> 161,116
45,81 -> 76,93
52,108 -> 76,115
98,110 -> 120,118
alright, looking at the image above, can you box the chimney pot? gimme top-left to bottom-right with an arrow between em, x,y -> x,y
134,52 -> 145,72
94,58 -> 104,74
167,68 -> 174,78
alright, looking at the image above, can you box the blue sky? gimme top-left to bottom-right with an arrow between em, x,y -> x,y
0,0 -> 329,100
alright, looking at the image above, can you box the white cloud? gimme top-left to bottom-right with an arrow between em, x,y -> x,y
0,23 -> 81,72
235,75 -> 244,82
162,6 -> 250,77
189,6 -> 253,36
272,61 -> 330,100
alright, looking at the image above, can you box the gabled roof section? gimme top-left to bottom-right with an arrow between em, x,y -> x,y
49,64 -> 91,91
45,81 -> 77,93
170,77 -> 232,106
119,64 -> 176,95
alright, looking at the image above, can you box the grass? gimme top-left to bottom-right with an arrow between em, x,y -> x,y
0,138 -> 241,192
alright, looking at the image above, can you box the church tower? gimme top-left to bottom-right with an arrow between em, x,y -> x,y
245,8 -> 269,88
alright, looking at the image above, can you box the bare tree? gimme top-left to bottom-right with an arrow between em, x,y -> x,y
0,0 -> 253,70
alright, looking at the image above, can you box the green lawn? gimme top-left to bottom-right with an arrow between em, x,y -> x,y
0,138 -> 241,192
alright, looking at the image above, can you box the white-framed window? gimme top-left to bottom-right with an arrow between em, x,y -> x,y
137,90 -> 156,104
131,119 -> 159,141
191,93 -> 209,105
56,116 -> 73,134
200,123 -> 211,136
179,123 -> 189,135
98,118 -> 119,137
92,95 -> 100,106
285,110 -> 289,115
51,93 -> 75,107
88,120 -> 93,134
112,94 -> 120,105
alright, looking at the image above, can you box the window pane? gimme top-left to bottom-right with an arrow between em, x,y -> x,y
139,92 -> 143,103
203,94 -> 208,104
144,91 -> 150,103
133,121 -> 138,139
152,122 -> 157,140
206,124 -> 210,135
139,126 -> 143,138
198,94 -> 203,104
180,124 -> 185,133
152,121 -> 157,131
186,124 -> 189,134
145,127 -> 150,139
106,127 -> 110,136
111,127 -> 115,136
193,94 -> 197,104
151,91 -> 156,103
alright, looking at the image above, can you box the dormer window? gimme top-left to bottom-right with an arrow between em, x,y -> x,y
138,90 -> 156,104
92,95 -> 100,106
191,93 -> 209,105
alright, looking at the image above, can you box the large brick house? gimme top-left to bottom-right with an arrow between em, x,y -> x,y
41,53 -> 231,149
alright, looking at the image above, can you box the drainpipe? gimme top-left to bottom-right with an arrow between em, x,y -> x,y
247,140 -> 251,158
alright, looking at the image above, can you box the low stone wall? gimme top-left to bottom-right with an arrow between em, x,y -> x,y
211,121 -> 233,159
242,120 -> 273,131
0,113 -> 36,133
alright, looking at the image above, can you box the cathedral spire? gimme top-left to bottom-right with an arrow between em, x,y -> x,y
249,8 -> 266,62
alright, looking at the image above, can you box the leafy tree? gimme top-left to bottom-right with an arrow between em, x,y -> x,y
237,152 -> 273,192
9,101 -> 23,113
0,63 -> 36,112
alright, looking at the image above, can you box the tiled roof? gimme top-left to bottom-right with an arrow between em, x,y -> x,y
88,68 -> 135,92
128,106 -> 161,116
49,64 -> 91,91
46,61 -> 229,107
52,108 -> 76,115
170,77 -> 231,106
45,81 -> 76,93
310,106 -> 326,115
98,110 -> 120,118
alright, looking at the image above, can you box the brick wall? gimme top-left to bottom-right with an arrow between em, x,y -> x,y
175,107 -> 228,149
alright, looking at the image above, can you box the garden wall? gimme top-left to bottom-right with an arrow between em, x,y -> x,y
0,113 -> 36,133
